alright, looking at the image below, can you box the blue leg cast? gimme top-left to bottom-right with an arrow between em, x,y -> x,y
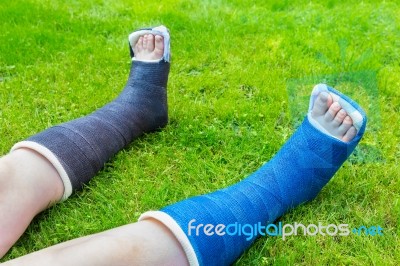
140,84 -> 367,266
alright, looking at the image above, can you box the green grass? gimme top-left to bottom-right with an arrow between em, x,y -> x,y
1,0 -> 399,264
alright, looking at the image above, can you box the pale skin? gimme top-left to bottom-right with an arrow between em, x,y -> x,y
1,34 -> 357,265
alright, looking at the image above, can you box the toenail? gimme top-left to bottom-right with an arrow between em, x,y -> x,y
319,92 -> 328,102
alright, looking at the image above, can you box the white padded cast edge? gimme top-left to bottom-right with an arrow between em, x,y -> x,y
139,210 -> 199,266
11,141 -> 72,201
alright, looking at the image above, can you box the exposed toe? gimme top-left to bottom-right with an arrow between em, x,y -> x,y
135,36 -> 144,52
342,126 -> 357,142
332,109 -> 347,126
324,102 -> 341,122
154,35 -> 164,58
337,116 -> 353,135
143,34 -> 148,49
146,34 -> 155,52
311,91 -> 332,118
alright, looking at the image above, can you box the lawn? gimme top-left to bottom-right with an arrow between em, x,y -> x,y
0,0 -> 399,265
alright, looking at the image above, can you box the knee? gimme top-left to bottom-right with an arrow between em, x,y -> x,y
0,155 -> 16,188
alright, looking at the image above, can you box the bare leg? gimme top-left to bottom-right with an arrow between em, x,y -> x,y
0,149 -> 64,257
3,219 -> 188,266
0,33 -> 166,258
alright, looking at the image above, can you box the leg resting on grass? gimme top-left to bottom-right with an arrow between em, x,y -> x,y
0,25 -> 170,258
3,85 -> 367,265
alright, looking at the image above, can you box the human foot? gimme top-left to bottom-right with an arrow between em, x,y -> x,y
134,34 -> 164,61
311,91 -> 357,142
128,25 -> 170,62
